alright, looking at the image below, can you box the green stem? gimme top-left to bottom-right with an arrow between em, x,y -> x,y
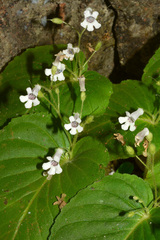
77,28 -> 86,76
65,65 -> 78,78
41,94 -> 59,115
40,86 -> 72,146
151,154 -> 158,203
80,101 -> 84,117
63,22 -> 80,36
70,134 -> 78,158
57,89 -> 60,113
78,28 -> 86,49
144,153 -> 152,178
83,50 -> 96,68
135,155 -> 150,172
155,112 -> 160,124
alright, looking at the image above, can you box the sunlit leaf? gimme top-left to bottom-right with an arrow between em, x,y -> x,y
50,173 -> 156,240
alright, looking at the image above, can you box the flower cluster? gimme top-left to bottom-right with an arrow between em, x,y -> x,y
19,7 -> 102,179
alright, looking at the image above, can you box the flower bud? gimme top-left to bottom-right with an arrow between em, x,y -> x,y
78,76 -> 86,92
126,146 -> 135,156
146,132 -> 153,142
148,144 -> 156,155
55,88 -> 59,95
85,115 -> 94,124
38,90 -> 44,98
95,41 -> 102,51
50,18 -> 64,24
51,65 -> 57,76
81,92 -> 86,102
156,81 -> 160,86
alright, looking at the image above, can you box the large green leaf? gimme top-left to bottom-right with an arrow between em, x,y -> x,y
0,113 -> 109,239
84,80 -> 160,160
50,173 -> 157,240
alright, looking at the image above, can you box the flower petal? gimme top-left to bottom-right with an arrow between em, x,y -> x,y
80,20 -> 88,28
45,68 -> 52,76
33,84 -> 41,95
64,123 -> 72,130
48,167 -> 56,175
24,100 -> 32,109
58,72 -> 65,81
87,23 -> 94,32
118,116 -> 128,124
74,47 -> 80,53
76,118 -> 81,124
19,95 -> 28,103
69,116 -> 75,122
67,43 -> 73,48
46,156 -> 53,161
77,125 -> 83,133
121,122 -> 130,131
92,11 -> 99,18
70,128 -> 77,135
63,49 -> 68,55
53,75 -> 58,81
84,9 -> 91,18
129,124 -> 136,132
42,162 -> 51,170
33,98 -> 40,106
55,165 -> 63,174
26,87 -> 32,94
93,20 -> 101,29
131,108 -> 144,121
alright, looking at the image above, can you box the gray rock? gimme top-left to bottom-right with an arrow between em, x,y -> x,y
0,0 -> 115,78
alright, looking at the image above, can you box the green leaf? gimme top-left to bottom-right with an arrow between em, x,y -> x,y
50,173 -> 156,240
146,150 -> 160,193
0,113 -> 109,239
142,47 -> 160,86
150,208 -> 160,224
116,161 -> 134,174
84,80 -> 160,160
0,45 -> 66,128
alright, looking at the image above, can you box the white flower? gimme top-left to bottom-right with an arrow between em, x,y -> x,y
45,62 -> 65,81
118,108 -> 144,131
64,113 -> 83,135
19,84 -> 41,109
62,43 -> 80,61
42,148 -> 64,175
80,7 -> 101,32
135,128 -> 149,146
